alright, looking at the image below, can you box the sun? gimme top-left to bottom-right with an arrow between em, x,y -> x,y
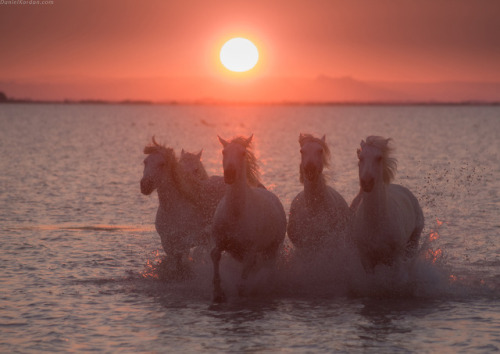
220,37 -> 259,73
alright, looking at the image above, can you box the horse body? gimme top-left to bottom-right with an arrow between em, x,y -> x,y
140,138 -> 224,274
351,136 -> 424,271
178,149 -> 226,226
153,174 -> 204,259
213,187 -> 286,265
288,134 -> 350,253
211,135 -> 286,302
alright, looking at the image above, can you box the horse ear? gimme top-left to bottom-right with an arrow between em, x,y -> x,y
298,133 -> 304,146
245,134 -> 253,146
360,139 -> 366,148
181,148 -> 185,157
321,135 -> 326,143
197,149 -> 203,159
218,135 -> 228,147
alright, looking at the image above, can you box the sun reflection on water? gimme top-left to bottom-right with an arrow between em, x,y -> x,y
422,218 -> 447,266
142,250 -> 162,280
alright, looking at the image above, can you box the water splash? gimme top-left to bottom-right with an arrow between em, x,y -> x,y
142,249 -> 163,280
136,215 -> 497,302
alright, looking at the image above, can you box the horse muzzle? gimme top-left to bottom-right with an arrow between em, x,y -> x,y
223,167 -> 237,185
140,178 -> 154,195
303,163 -> 320,181
360,177 -> 374,193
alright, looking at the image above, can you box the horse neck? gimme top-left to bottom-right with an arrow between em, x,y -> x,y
303,174 -> 328,206
361,180 -> 389,222
225,173 -> 251,215
156,167 -> 185,208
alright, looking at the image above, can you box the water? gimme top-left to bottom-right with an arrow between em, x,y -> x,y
0,103 -> 499,352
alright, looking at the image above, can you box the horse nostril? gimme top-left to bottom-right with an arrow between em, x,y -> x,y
224,168 -> 236,184
303,163 -> 318,180
361,177 -> 374,193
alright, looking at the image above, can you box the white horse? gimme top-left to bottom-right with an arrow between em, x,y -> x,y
351,136 -> 424,271
140,137 -> 225,277
287,134 -> 350,255
211,135 -> 287,302
179,149 -> 209,180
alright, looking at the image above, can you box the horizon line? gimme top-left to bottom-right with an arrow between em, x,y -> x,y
1,97 -> 499,106
2,75 -> 500,84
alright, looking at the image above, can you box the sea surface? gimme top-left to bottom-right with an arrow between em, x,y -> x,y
0,103 -> 499,352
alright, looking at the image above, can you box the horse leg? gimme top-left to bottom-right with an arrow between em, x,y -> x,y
238,253 -> 258,297
174,252 -> 193,280
406,198 -> 424,259
211,246 -> 226,303
406,226 -> 423,259
359,248 -> 378,273
242,255 -> 257,280
175,251 -> 184,268
361,257 -> 374,274
406,210 -> 424,259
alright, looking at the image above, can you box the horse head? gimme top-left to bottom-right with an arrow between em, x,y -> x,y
179,149 -> 208,180
218,135 -> 253,185
141,137 -> 175,195
357,136 -> 397,193
299,134 -> 330,183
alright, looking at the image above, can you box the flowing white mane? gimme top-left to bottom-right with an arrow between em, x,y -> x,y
226,136 -> 263,187
359,136 -> 398,184
143,136 -> 176,164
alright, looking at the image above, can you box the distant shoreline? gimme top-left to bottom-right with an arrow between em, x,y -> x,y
1,98 -> 498,106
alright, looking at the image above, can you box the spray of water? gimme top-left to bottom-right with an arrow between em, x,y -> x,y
138,217 -> 484,302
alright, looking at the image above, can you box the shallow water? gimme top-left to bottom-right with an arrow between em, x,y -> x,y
0,103 -> 499,352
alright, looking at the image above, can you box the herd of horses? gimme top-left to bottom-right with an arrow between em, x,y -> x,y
140,134 -> 424,302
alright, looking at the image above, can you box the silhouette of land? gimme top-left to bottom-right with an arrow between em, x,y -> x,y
1,75 -> 499,105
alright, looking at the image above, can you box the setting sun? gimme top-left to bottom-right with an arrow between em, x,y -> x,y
220,37 -> 259,72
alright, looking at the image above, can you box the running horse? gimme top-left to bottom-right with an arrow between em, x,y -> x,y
140,137 -> 224,277
351,136 -> 424,271
211,135 -> 287,302
287,134 -> 350,255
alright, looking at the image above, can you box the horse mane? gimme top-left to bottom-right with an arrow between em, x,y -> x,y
143,136 -> 176,164
362,136 -> 398,184
229,136 -> 262,187
298,133 -> 331,184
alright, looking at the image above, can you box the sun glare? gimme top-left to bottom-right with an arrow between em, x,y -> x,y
220,37 -> 259,72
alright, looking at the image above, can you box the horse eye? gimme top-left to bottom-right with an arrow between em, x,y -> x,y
300,149 -> 303,154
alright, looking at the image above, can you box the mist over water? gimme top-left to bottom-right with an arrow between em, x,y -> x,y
0,104 -> 498,352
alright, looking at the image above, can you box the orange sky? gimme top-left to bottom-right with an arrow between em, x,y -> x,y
1,0 -> 499,102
